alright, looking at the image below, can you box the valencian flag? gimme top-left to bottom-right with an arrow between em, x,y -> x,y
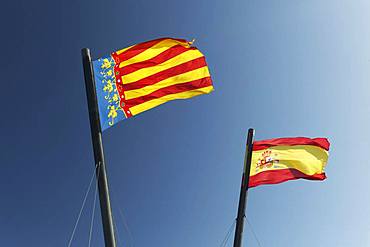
249,137 -> 330,188
92,37 -> 214,130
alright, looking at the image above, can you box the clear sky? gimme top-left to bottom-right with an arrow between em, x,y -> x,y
1,0 -> 370,246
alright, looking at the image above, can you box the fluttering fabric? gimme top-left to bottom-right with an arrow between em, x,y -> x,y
92,38 -> 213,130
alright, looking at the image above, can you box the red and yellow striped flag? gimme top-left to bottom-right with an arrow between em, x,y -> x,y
93,37 -> 213,130
249,137 -> 330,188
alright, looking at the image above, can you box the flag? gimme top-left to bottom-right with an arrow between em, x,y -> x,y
92,37 -> 214,130
249,137 -> 330,188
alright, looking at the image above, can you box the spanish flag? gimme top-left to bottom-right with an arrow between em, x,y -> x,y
92,38 -> 213,130
249,137 -> 330,188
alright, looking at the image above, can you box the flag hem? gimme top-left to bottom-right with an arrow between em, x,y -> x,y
249,168 -> 326,188
253,137 -> 330,151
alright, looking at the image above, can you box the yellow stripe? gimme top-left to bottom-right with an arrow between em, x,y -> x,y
124,66 -> 210,100
250,145 -> 329,176
129,86 -> 214,116
121,49 -> 204,85
118,39 -> 190,68
115,44 -> 135,55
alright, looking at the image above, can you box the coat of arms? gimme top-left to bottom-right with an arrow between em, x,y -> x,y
256,150 -> 279,170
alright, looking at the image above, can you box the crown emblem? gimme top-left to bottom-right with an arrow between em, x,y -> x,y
256,150 -> 279,170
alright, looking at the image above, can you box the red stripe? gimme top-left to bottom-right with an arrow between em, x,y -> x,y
124,77 -> 212,108
121,45 -> 196,76
112,37 -> 188,64
249,168 -> 326,188
121,56 -> 207,91
253,137 -> 330,151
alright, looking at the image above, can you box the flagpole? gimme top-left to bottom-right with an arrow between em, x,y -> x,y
233,128 -> 255,247
81,48 -> 117,247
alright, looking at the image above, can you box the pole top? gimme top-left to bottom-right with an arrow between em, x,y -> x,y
81,48 -> 91,58
246,128 -> 255,146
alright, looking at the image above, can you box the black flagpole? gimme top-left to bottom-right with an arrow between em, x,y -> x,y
233,128 -> 255,247
81,48 -> 117,247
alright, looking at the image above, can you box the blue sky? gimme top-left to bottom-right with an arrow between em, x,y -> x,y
1,0 -> 370,246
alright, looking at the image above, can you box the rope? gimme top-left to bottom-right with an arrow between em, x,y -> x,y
67,164 -> 99,247
246,218 -> 263,247
112,212 -> 123,247
117,207 -> 135,247
109,185 -> 135,247
219,219 -> 236,247
88,163 -> 101,247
